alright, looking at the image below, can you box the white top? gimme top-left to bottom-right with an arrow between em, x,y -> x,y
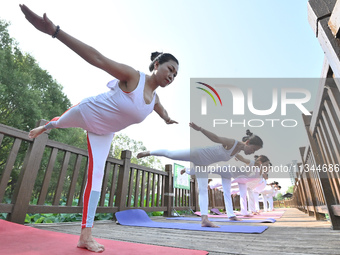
191,141 -> 238,166
260,185 -> 275,195
78,72 -> 156,135
253,179 -> 267,193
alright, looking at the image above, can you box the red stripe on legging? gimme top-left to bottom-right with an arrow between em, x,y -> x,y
82,133 -> 93,228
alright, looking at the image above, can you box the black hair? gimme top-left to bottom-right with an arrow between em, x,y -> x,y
254,155 -> 270,163
242,129 -> 263,147
278,186 -> 281,189
149,51 -> 179,71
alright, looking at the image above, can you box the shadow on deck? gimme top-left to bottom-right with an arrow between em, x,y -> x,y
30,208 -> 340,255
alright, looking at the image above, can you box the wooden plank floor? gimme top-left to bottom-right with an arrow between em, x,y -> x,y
30,208 -> 340,255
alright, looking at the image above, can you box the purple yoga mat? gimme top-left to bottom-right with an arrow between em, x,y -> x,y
166,217 -> 276,223
115,209 -> 268,234
194,211 -> 282,219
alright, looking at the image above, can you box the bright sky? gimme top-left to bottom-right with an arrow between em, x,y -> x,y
0,1 -> 325,193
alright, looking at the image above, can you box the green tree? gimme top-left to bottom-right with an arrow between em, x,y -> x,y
274,193 -> 283,201
287,185 -> 294,194
0,20 -> 70,132
0,19 -> 88,203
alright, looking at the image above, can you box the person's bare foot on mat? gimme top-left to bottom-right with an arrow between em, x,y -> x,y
201,215 -> 219,228
77,228 -> 105,253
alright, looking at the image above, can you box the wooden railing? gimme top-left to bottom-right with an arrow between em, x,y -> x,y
0,120 -> 197,224
274,200 -> 292,208
289,0 -> 340,230
291,62 -> 340,231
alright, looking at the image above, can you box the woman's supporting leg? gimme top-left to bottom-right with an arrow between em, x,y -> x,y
268,196 -> 274,211
262,194 -> 268,212
195,167 -> 218,227
82,132 -> 114,228
78,131 -> 114,252
247,189 -> 256,213
221,178 -> 236,219
254,192 -> 260,212
238,183 -> 248,215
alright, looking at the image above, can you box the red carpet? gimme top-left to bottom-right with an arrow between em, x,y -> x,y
0,220 -> 208,255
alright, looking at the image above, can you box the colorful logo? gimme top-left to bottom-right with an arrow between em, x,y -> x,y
196,82 -> 222,106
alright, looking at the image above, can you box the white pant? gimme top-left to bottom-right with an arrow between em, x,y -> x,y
44,105 -> 114,228
247,188 -> 256,213
150,149 -> 210,215
262,194 -> 274,212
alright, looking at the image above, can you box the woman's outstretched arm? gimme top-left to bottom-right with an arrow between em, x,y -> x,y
19,4 -> 138,83
234,154 -> 251,165
153,94 -> 178,124
189,122 -> 232,147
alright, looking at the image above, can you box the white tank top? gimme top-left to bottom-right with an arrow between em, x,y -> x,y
191,140 -> 238,166
253,179 -> 267,193
78,72 -> 156,134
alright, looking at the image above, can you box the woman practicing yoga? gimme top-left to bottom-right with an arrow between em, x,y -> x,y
224,154 -> 271,217
137,124 -> 263,227
20,4 -> 179,253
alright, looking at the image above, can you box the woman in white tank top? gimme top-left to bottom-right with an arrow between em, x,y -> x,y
137,122 -> 264,227
21,5 -> 179,253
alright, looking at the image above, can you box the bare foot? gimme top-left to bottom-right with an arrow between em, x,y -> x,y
28,126 -> 47,139
201,215 -> 219,228
229,216 -> 242,221
180,168 -> 186,175
137,151 -> 150,159
77,228 -> 105,253
242,214 -> 254,218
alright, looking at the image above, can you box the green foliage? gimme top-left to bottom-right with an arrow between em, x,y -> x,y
0,213 -> 7,219
147,211 -> 163,217
0,20 -> 71,132
274,193 -> 283,201
0,19 -> 88,204
287,185 -> 294,194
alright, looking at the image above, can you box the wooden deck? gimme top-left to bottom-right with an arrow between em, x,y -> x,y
29,208 -> 340,255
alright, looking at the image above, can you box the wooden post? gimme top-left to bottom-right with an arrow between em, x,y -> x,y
115,150 -> 131,212
190,176 -> 197,211
7,120 -> 49,224
308,0 -> 340,81
299,147 -> 324,220
194,176 -> 199,211
298,171 -> 310,214
328,0 -> 340,37
163,164 -> 173,217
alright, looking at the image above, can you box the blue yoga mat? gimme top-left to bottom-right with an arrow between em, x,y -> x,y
115,209 -> 268,234
166,217 -> 276,223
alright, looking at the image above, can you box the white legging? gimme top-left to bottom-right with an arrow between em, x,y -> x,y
44,104 -> 89,131
150,149 -> 211,215
150,149 -> 238,216
44,105 -> 114,228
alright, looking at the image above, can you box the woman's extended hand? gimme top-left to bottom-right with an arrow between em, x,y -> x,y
189,122 -> 201,131
165,118 -> 178,125
20,4 -> 57,36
